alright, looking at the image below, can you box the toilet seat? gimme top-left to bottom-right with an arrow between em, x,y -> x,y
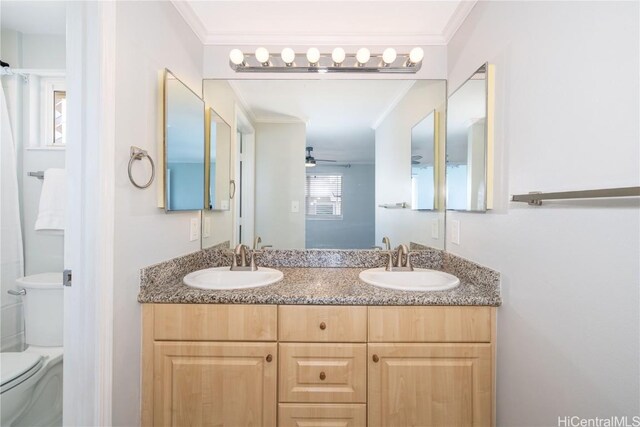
0,353 -> 44,394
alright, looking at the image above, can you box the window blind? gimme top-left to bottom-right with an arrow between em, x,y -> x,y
305,174 -> 343,219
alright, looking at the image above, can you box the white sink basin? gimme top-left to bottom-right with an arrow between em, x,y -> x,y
183,267 -> 284,290
359,267 -> 460,291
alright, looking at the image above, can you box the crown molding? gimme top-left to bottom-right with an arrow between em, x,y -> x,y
226,80 -> 258,123
173,1 -> 476,47
171,0 -> 208,44
442,0 -> 477,43
371,81 -> 417,130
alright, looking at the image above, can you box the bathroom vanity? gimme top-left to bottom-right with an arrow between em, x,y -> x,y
139,249 -> 500,427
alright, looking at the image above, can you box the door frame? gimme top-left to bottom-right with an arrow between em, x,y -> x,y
234,105 -> 255,247
64,2 -> 115,425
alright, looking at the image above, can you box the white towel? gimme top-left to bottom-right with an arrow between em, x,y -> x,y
34,168 -> 66,231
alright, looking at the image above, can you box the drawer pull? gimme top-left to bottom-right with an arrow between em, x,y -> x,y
319,371 -> 326,380
372,354 -> 379,363
319,322 -> 327,330
266,354 -> 273,363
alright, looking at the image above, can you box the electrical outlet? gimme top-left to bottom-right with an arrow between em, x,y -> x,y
189,217 -> 200,241
203,217 -> 211,238
291,200 -> 299,213
431,220 -> 439,239
450,219 -> 460,245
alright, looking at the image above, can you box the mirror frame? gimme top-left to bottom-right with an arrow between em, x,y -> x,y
445,62 -> 495,212
161,68 -> 206,212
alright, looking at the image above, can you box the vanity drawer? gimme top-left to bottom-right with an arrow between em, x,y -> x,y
279,343 -> 367,403
368,306 -> 492,342
278,305 -> 367,342
278,404 -> 366,427
152,304 -> 277,341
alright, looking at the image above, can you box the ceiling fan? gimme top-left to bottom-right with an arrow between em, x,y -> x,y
411,155 -> 422,165
305,146 -> 336,168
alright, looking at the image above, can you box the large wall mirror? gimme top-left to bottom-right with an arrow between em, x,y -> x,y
202,79 -> 447,251
446,63 -> 494,211
163,69 -> 205,211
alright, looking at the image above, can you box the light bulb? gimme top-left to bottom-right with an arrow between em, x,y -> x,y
281,48 -> 295,65
229,49 -> 245,65
382,48 -> 397,65
356,48 -> 370,65
306,47 -> 320,65
331,47 -> 346,65
255,47 -> 270,65
409,47 -> 424,64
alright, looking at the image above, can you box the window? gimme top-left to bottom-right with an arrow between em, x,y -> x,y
306,174 -> 343,219
53,91 -> 66,145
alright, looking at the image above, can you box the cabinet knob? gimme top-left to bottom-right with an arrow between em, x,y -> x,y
319,322 -> 327,330
266,354 -> 273,363
372,354 -> 379,363
319,371 -> 326,380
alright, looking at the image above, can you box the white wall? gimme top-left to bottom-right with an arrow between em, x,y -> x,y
255,122 -> 306,249
112,2 -> 203,424
375,80 -> 446,249
447,1 -> 640,424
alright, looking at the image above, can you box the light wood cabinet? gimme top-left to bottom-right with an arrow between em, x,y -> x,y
368,343 -> 492,427
143,304 -> 496,427
153,341 -> 277,427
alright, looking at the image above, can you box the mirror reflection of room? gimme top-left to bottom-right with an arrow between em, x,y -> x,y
164,71 -> 205,212
202,79 -> 446,251
446,64 -> 492,212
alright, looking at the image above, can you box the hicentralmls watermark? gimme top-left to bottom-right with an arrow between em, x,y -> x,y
558,416 -> 640,427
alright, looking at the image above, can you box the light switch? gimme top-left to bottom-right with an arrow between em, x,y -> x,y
203,217 -> 211,238
450,219 -> 460,245
190,217 -> 200,241
431,220 -> 439,239
291,200 -> 299,213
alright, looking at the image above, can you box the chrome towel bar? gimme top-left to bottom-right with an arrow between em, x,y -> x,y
511,186 -> 640,206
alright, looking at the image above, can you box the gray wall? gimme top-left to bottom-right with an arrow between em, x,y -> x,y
306,164 -> 374,249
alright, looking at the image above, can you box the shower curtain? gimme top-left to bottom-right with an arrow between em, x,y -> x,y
0,81 -> 25,305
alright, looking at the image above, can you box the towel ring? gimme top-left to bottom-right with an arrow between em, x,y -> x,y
128,146 -> 155,189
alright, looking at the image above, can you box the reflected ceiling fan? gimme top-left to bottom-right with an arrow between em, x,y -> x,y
411,155 -> 422,165
305,146 -> 336,168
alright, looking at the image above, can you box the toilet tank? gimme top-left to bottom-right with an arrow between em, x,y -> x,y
16,273 -> 64,347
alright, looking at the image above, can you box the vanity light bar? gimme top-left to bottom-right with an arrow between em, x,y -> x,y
228,47 -> 424,73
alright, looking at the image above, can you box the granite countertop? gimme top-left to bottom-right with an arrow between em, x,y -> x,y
138,265 -> 501,306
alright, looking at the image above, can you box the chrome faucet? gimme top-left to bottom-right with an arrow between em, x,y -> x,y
253,236 -> 262,250
382,236 -> 391,251
231,244 -> 258,271
386,244 -> 413,271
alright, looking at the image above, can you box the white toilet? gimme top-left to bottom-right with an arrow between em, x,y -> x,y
1,273 -> 64,427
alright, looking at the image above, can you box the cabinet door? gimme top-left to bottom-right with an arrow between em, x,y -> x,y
368,343 -> 492,427
154,341 -> 277,427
